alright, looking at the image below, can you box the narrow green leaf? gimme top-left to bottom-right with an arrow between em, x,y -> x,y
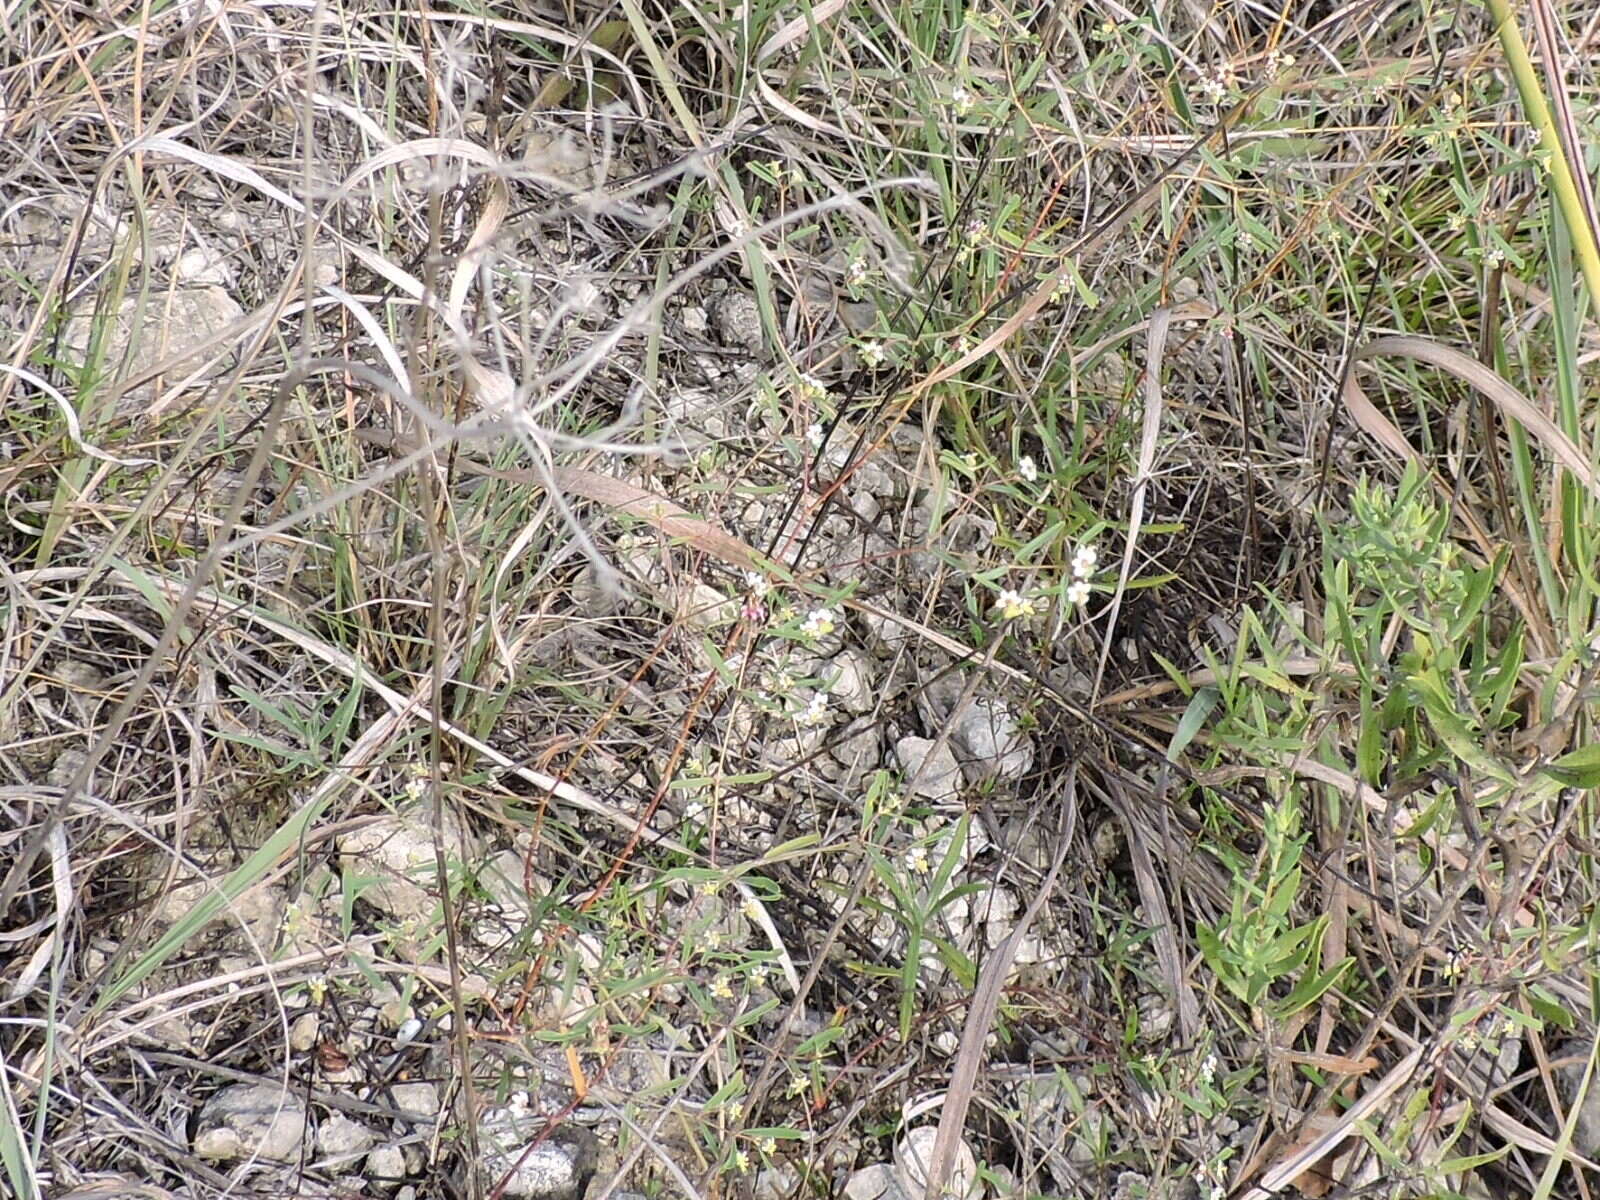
1436,1146 -> 1512,1173
793,1025 -> 848,1058
0,1039 -> 39,1200
1168,687 -> 1219,761
1410,669 -> 1516,784
95,792 -> 330,1016
1272,956 -> 1352,1020
1542,743 -> 1600,788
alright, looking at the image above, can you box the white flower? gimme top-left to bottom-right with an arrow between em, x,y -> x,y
795,373 -> 828,402
1066,579 -> 1092,606
797,693 -> 829,726
846,255 -> 870,287
995,589 -> 1036,620
951,85 -> 975,116
800,606 -> 838,638
1017,455 -> 1038,483
745,570 -> 771,598
906,844 -> 931,874
806,422 -> 825,448
859,339 -> 886,368
1195,64 -> 1234,104
1071,543 -> 1099,578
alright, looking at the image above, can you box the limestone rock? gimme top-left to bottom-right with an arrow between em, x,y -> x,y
192,1083 -> 306,1162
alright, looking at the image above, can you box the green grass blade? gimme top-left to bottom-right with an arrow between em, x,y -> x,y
92,792 -> 331,1018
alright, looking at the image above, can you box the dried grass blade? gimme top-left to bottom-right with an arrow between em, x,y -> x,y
1481,1093 -> 1600,1177
1093,304 -> 1172,701
753,0 -> 882,145
924,771 -> 1075,1200
1353,335 -> 1597,495
1241,1045 -> 1424,1198
360,429 -> 762,571
550,467 -> 760,570
1339,366 -> 1418,466
1104,772 -> 1201,1042
1529,0 -> 1600,245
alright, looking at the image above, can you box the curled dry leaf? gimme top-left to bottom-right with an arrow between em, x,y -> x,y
1347,334 -> 1598,496
360,427 -> 760,572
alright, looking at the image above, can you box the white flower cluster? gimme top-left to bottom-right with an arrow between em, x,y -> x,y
796,693 -> 829,726
995,589 -> 1035,620
1194,63 -> 1236,104
994,542 -> 1098,622
794,372 -> 829,404
800,606 -> 837,639
1067,542 -> 1098,606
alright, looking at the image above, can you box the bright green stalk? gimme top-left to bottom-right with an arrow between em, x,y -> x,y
1483,0 -> 1600,315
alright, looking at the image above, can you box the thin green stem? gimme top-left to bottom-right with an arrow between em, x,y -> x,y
1484,0 -> 1600,314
